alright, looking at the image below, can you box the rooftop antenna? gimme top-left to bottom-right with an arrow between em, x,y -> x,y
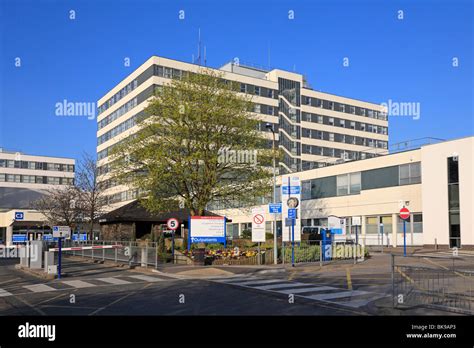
197,28 -> 202,65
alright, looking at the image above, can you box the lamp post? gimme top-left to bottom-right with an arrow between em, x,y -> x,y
266,123 -> 278,265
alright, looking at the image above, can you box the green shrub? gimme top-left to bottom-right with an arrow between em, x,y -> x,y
282,245 -> 320,263
241,229 -> 251,239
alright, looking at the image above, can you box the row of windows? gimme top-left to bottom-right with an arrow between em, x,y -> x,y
301,128 -> 388,149
98,113 -> 140,146
106,189 -> 137,204
301,96 -> 388,121
298,162 -> 422,200
154,64 -> 279,100
0,160 -> 74,172
301,112 -> 388,135
0,174 -> 74,185
399,163 -> 421,185
302,146 -> 379,161
98,97 -> 138,130
98,80 -> 138,115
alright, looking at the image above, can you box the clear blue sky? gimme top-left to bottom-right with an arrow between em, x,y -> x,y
0,0 -> 472,161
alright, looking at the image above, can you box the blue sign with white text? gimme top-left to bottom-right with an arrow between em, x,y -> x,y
288,208 -> 297,219
12,234 -> 27,242
282,186 -> 301,195
269,203 -> 282,214
14,212 -> 24,220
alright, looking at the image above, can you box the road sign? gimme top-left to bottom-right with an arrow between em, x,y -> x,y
269,203 -> 282,214
286,197 -> 299,208
288,208 -> 297,219
167,218 -> 179,231
251,208 -> 265,242
399,207 -> 410,220
52,226 -> 71,239
14,212 -> 24,220
281,176 -> 301,242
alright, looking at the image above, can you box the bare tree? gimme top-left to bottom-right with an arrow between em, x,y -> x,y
75,153 -> 108,239
33,185 -> 82,229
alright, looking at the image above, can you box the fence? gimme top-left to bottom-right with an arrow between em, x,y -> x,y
392,254 -> 474,314
55,240 -> 178,268
45,239 -> 367,267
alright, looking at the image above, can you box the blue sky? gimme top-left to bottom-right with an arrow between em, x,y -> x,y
0,0 -> 472,161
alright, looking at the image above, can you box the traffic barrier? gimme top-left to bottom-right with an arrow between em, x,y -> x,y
48,245 -> 123,252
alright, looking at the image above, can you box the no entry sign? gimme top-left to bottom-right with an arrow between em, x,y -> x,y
399,207 -> 410,220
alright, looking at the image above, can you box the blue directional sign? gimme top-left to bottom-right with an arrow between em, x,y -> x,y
269,203 -> 282,214
80,233 -> 87,241
43,234 -> 53,241
14,212 -> 24,220
282,186 -> 301,195
12,234 -> 27,243
288,208 -> 297,219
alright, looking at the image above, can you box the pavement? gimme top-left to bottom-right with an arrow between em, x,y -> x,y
0,250 -> 471,316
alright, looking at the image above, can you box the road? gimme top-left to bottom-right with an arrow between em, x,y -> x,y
0,252 -> 467,316
0,257 -> 379,316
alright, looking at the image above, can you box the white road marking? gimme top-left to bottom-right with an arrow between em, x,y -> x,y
277,286 -> 336,294
252,282 -> 310,290
303,290 -> 367,301
337,294 -> 389,308
127,275 -> 162,282
0,288 -> 13,297
96,277 -> 132,285
229,279 -> 286,286
62,280 -> 96,288
24,284 -> 57,293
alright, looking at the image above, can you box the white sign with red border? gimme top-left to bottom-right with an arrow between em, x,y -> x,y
167,218 -> 180,231
251,207 -> 266,242
399,207 -> 410,220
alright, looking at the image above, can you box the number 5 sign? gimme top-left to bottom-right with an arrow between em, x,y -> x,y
167,218 -> 180,230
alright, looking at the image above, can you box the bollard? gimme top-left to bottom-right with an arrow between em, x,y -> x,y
29,241 -> 43,269
141,247 -> 147,267
115,247 -> 118,263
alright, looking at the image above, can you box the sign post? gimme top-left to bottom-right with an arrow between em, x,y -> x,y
352,216 -> 361,245
52,226 -> 71,279
167,218 -> 180,263
252,208 -> 266,265
399,207 -> 410,257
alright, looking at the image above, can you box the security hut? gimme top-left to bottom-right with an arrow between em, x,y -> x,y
98,200 -> 227,241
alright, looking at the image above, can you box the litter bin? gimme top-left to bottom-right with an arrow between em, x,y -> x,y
193,248 -> 206,265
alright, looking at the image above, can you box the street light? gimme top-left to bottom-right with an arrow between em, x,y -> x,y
265,123 -> 278,265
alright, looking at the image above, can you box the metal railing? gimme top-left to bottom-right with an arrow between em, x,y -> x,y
392,254 -> 474,314
58,240 -> 177,268
51,239 -> 367,268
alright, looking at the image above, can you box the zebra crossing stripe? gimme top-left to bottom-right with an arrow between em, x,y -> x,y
229,279 -> 286,286
127,275 -> 162,282
336,294 -> 388,308
24,284 -> 57,293
252,282 -> 310,290
303,290 -> 367,301
96,277 -> 132,285
0,288 -> 13,297
62,280 -> 95,288
277,286 -> 336,294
